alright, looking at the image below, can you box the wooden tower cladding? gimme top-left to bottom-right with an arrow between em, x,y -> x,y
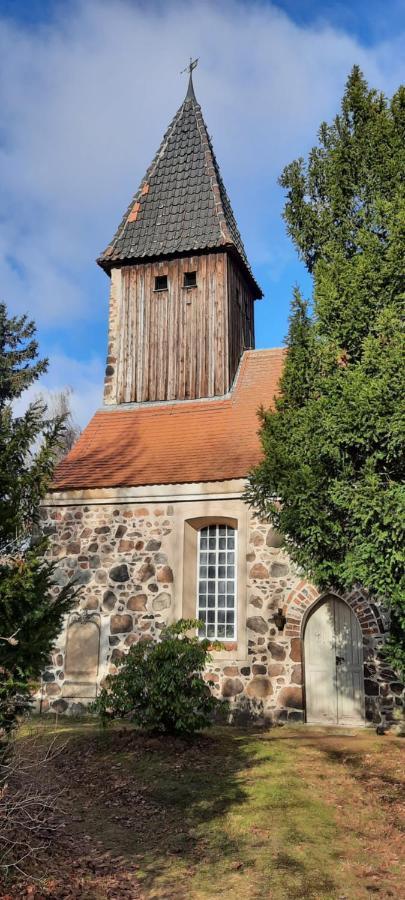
103,252 -> 255,404
98,71 -> 261,406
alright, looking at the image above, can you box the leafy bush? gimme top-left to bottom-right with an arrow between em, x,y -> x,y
94,620 -> 223,735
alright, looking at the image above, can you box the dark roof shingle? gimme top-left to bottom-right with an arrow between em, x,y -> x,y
97,79 -> 262,297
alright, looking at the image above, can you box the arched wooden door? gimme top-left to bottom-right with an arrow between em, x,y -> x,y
304,597 -> 365,725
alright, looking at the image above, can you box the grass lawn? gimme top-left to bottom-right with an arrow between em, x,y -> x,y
4,721 -> 404,899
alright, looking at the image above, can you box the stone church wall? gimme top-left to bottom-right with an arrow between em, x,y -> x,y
39,496 -> 402,727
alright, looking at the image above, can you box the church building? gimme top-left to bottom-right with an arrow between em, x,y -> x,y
40,70 -> 400,727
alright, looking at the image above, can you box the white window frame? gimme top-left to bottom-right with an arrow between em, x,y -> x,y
196,524 -> 238,641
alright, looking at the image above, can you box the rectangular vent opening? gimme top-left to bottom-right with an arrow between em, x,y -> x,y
183,271 -> 197,288
154,275 -> 168,291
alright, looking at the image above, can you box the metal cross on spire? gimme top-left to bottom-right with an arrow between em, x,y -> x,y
181,57 -> 199,76
181,57 -> 199,101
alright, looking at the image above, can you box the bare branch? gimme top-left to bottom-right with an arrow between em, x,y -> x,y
0,732 -> 69,877
0,629 -> 19,646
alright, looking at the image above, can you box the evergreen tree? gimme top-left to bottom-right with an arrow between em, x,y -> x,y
247,68 -> 405,675
0,304 -> 76,734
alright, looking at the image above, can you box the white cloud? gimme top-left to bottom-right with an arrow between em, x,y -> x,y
14,353 -> 103,428
1,0 -> 404,422
1,1 -> 404,314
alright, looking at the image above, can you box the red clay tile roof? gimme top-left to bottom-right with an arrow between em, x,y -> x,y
52,349 -> 284,491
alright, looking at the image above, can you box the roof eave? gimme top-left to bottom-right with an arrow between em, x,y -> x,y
225,244 -> 263,300
97,245 -> 263,299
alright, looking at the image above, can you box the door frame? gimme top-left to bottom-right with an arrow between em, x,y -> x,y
302,593 -> 365,725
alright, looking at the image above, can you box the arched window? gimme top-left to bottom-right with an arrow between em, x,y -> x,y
197,524 -> 237,639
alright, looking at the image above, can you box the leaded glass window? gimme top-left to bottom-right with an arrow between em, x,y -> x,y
197,524 -> 237,640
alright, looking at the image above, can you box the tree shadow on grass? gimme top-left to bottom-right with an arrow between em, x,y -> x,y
20,721 -> 359,899
19,719 -> 262,897
316,743 -> 404,802
58,725 -> 256,897
54,724 -> 344,899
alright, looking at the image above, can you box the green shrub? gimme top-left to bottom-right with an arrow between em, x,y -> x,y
94,619 -> 224,736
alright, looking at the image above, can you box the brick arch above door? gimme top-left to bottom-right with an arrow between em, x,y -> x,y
284,581 -> 387,641
281,582 -> 397,726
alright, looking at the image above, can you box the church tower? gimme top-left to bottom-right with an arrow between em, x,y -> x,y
98,69 -> 262,405
48,67 -> 389,732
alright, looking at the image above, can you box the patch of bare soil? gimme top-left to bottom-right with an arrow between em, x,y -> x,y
0,730 -> 148,899
1,726 -> 404,899
1,728 -> 218,899
293,731 -> 405,899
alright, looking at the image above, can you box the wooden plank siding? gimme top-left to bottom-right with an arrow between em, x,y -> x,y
109,252 -> 256,405
227,255 -> 255,386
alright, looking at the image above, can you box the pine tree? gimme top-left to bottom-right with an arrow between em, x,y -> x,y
0,304 -> 76,734
247,68 -> 405,675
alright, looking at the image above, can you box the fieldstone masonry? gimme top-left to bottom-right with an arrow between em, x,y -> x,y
39,501 -> 402,726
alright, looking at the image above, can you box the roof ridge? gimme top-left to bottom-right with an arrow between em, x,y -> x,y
99,101 -> 187,262
96,397 -> 233,418
192,102 -> 232,247
245,347 -> 286,355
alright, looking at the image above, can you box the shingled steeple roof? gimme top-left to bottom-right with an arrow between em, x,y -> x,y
97,73 -> 262,298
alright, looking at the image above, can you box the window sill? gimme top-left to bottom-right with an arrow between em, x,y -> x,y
207,642 -> 237,652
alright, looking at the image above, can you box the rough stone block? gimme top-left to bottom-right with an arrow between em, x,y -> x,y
246,676 -> 272,698
270,562 -> 289,578
82,596 -> 99,611
291,664 -> 302,684
221,677 -> 244,697
66,542 -> 80,555
268,663 -> 284,677
364,679 -> 379,696
103,590 -> 116,611
157,565 -> 173,583
152,592 -> 171,611
74,569 -> 93,584
109,564 -> 129,583
289,638 -> 302,662
127,593 -> 147,611
146,540 -> 161,551
278,686 -> 303,709
110,614 -> 133,634
46,683 -> 61,696
118,539 -> 134,552
250,596 -> 263,609
247,616 -> 268,634
137,562 -> 155,582
50,699 -> 68,713
250,563 -> 269,580
267,641 -> 286,661
266,529 -> 284,549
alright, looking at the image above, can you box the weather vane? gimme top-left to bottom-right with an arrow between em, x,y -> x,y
181,57 -> 199,76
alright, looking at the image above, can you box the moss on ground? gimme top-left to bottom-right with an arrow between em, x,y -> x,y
9,720 -> 405,899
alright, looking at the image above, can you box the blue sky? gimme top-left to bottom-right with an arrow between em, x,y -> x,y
2,0 -> 404,424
